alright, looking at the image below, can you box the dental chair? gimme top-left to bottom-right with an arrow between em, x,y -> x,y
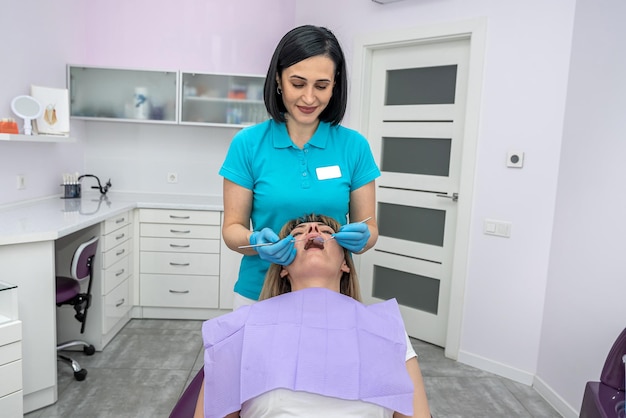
170,368 -> 204,418
55,236 -> 98,381
580,327 -> 626,418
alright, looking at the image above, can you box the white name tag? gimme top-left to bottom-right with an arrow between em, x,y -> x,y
316,165 -> 342,180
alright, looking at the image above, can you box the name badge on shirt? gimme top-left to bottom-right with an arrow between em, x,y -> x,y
316,165 -> 342,180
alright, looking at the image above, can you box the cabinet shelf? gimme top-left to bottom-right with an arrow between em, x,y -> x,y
183,96 -> 264,105
0,133 -> 76,143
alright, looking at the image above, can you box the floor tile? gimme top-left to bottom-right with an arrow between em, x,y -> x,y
25,320 -> 563,417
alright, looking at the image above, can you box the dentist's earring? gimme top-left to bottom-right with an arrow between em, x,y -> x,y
277,86 -> 282,95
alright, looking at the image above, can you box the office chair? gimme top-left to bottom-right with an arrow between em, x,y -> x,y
55,235 -> 98,381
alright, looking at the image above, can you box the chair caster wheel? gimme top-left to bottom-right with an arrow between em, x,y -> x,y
74,369 -> 87,381
83,344 -> 95,355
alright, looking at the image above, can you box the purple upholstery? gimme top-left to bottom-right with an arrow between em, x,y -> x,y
55,236 -> 98,305
580,382 -> 624,418
170,368 -> 204,418
70,237 -> 100,281
55,275 -> 81,304
579,328 -> 626,418
600,327 -> 626,391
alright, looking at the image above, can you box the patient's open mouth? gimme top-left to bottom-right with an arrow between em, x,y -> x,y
304,237 -> 325,250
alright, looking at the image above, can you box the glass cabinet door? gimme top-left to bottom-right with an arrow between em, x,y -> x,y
180,72 -> 268,127
68,66 -> 178,123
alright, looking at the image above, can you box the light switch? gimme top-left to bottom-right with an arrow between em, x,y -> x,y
484,219 -> 511,238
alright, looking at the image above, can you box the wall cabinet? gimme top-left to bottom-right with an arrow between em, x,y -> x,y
0,282 -> 23,417
181,72 -> 266,127
68,66 -> 178,124
67,65 -> 267,128
138,209 -> 221,316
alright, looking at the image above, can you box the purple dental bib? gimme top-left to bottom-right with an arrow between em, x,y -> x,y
201,287 -> 414,417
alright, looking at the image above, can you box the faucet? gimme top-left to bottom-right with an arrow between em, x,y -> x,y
78,174 -> 111,195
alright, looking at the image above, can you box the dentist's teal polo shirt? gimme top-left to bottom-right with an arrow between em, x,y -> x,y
219,119 -> 380,300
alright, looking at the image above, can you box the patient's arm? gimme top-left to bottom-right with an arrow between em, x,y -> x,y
393,357 -> 431,418
193,380 -> 240,418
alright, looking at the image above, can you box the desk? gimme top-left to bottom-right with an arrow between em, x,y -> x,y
0,192 -> 222,413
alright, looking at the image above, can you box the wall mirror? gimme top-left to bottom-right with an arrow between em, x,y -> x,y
11,95 -> 43,135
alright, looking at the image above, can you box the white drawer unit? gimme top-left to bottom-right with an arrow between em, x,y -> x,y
100,211 -> 133,339
103,279 -> 131,334
139,209 -> 221,313
140,274 -> 219,308
0,282 -> 23,417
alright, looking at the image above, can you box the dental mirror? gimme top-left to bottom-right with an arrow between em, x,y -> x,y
11,95 -> 43,135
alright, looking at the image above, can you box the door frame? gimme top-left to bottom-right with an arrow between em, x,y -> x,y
350,18 -> 487,360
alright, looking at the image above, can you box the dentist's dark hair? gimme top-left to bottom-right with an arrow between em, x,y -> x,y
263,25 -> 348,125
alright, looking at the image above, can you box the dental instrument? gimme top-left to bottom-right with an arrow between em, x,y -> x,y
238,217 -> 372,249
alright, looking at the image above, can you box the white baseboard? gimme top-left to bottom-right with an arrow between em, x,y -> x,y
457,350 -> 580,417
458,349 -> 534,384
533,375 -> 578,418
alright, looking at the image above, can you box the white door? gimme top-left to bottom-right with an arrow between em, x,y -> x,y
359,38 -> 470,347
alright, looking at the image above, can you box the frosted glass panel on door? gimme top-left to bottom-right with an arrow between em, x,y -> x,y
385,65 -> 457,105
381,136 -> 451,176
379,202 -> 445,247
372,265 -> 439,314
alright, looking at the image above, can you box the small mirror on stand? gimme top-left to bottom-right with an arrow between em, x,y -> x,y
11,95 -> 43,135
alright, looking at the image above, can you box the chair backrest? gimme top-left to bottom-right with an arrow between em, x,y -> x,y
600,327 -> 626,391
70,236 -> 99,282
169,368 -> 204,418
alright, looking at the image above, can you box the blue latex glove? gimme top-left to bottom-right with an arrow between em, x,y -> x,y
332,222 -> 371,253
249,228 -> 296,266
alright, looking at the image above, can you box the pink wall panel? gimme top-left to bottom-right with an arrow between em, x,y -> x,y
80,0 -> 295,74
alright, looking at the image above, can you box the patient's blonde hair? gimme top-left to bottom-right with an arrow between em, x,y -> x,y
259,214 -> 361,302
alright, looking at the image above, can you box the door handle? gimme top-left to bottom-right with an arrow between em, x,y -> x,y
436,192 -> 459,202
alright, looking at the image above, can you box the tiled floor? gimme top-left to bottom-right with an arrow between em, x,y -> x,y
25,319 -> 562,417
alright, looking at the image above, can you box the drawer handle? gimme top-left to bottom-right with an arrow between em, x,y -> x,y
170,229 -> 191,234
115,217 -> 126,224
116,249 -> 126,256
170,262 -> 190,266
170,243 -> 191,248
169,289 -> 190,294
115,269 -> 125,277
115,233 -> 125,240
115,298 -> 125,307
170,215 -> 191,219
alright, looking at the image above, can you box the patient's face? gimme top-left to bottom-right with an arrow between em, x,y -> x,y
280,221 -> 349,286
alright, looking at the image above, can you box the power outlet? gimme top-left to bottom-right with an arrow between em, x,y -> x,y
16,175 -> 26,190
167,172 -> 178,183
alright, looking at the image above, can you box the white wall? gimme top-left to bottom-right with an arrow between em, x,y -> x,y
295,0 -> 586,413
0,0 -> 296,206
0,1 -> 87,206
2,0 -> 622,414
536,0 -> 626,413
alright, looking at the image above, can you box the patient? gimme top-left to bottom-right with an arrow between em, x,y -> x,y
194,214 -> 431,418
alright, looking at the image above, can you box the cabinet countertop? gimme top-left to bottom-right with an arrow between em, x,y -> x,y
0,192 -> 224,246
